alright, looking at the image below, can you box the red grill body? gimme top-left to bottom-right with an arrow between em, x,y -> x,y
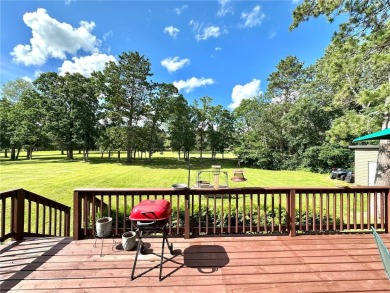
129,199 -> 172,222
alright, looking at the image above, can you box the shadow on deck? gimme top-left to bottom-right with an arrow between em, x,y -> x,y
1,234 -> 390,292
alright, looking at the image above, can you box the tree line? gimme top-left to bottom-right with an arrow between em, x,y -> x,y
0,52 -> 235,163
1,1 -> 389,183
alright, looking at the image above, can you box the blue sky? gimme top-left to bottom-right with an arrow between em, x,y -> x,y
1,0 -> 341,109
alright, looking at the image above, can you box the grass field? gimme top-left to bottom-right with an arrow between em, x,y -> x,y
0,150 -> 348,207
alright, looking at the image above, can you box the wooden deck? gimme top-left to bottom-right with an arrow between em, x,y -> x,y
1,234 -> 390,292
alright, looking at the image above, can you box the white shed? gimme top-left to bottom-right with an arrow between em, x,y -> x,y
349,145 -> 379,186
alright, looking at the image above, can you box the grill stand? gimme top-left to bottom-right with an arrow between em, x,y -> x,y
131,223 -> 174,281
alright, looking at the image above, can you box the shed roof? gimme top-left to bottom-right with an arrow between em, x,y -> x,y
352,128 -> 390,142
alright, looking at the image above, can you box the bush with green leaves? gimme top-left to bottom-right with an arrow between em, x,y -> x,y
302,143 -> 354,173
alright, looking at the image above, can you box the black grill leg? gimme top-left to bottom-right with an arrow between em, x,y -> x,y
159,226 -> 166,281
131,230 -> 142,280
165,232 -> 173,254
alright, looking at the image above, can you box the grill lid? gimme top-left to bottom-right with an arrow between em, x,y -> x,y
129,199 -> 172,221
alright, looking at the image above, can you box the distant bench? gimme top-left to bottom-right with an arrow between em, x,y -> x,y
372,226 -> 390,280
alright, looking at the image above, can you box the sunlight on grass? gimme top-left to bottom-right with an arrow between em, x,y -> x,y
0,150 -> 349,206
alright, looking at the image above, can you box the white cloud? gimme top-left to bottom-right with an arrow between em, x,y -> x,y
34,69 -> 43,78
21,70 -> 42,85
189,20 -> 223,41
215,47 -> 222,51
164,26 -> 180,39
58,53 -> 116,77
161,56 -> 190,73
22,76 -> 33,83
173,77 -> 215,93
229,79 -> 262,109
196,26 -> 221,41
217,0 -> 233,17
174,5 -> 188,15
11,8 -> 100,66
103,30 -> 113,41
268,30 -> 277,39
189,19 -> 199,31
240,5 -> 265,28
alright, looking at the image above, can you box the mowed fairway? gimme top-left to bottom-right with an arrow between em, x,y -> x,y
0,151 -> 347,207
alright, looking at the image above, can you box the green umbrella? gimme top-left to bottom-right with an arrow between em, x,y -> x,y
352,128 -> 390,142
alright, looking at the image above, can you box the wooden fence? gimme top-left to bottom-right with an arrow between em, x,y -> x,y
0,189 -> 71,242
73,186 -> 390,240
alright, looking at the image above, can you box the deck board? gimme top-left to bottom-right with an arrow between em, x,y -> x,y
1,234 -> 390,292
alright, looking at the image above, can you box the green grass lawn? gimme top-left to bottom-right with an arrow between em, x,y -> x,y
0,150 -> 348,207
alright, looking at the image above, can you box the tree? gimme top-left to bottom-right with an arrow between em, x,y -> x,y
96,123 -> 112,159
233,96 -> 282,169
69,74 -> 99,162
106,126 -> 127,162
208,105 -> 235,159
100,51 -> 152,162
267,55 -> 307,105
92,66 -> 123,161
0,97 -> 12,158
264,56 -> 308,168
290,0 -> 389,43
168,95 -> 196,160
282,97 -> 335,169
144,83 -> 178,160
12,89 -> 49,159
1,79 -> 34,103
291,0 -> 390,184
34,72 -> 69,157
0,79 -> 34,158
194,96 -> 213,158
34,72 -> 98,160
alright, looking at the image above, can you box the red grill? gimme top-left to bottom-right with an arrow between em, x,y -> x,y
129,200 -> 174,281
130,199 -> 172,223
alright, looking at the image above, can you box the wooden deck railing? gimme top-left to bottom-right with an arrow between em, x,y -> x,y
0,189 -> 71,242
73,188 -> 189,240
73,186 -> 390,240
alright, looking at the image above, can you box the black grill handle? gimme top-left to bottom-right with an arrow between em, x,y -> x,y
141,212 -> 158,219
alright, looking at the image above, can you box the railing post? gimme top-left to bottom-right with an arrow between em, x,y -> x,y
184,188 -> 190,239
73,190 -> 82,240
289,189 -> 296,237
386,188 -> 390,233
13,189 -> 25,241
65,207 -> 71,237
